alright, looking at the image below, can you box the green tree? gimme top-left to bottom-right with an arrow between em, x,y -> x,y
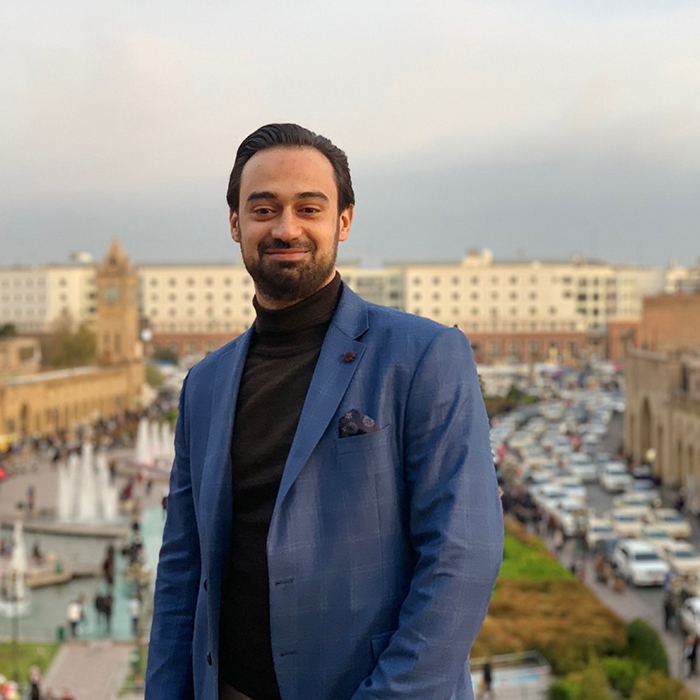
573,661 -> 614,700
0,323 -> 17,337
151,347 -> 179,364
145,363 -> 164,387
625,620 -> 668,675
40,321 -> 96,368
630,671 -> 694,700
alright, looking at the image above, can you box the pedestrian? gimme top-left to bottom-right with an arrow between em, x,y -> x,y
26,484 -> 36,517
685,634 -> 698,677
663,593 -> 675,631
146,478 -> 154,497
28,665 -> 41,700
145,124 -> 504,700
477,657 -> 495,698
676,487 -> 687,513
129,593 -> 141,639
553,528 -> 565,557
66,599 -> 81,638
103,592 -> 113,635
94,592 -> 105,626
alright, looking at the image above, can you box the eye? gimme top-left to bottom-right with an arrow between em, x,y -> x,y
299,206 -> 320,214
253,207 -> 274,215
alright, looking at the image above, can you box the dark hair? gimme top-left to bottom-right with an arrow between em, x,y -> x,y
226,123 -> 355,214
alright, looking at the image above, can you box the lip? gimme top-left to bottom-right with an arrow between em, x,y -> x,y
264,250 -> 309,261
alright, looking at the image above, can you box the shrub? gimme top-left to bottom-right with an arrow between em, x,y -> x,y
601,656 -> 648,697
630,670 -> 695,700
548,679 -> 580,700
473,579 -> 626,674
625,620 -> 668,675
572,661 -> 615,700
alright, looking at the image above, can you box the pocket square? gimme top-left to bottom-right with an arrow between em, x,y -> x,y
339,409 -> 379,438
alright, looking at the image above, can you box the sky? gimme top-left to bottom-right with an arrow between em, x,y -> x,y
1,0 -> 699,268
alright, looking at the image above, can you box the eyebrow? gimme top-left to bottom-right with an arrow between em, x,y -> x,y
246,190 -> 330,204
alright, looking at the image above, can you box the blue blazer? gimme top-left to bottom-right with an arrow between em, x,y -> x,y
146,284 -> 503,700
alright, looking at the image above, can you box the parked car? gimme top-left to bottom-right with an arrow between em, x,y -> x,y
647,508 -> 693,540
660,541 -> 700,576
552,500 -> 590,538
612,539 -> 670,587
640,525 -> 675,552
593,535 -> 620,569
679,597 -> 700,636
612,493 -> 654,516
610,509 -> 647,538
599,462 -> 633,493
626,478 -> 662,508
567,454 -> 598,483
586,518 -> 616,549
555,475 -> 587,502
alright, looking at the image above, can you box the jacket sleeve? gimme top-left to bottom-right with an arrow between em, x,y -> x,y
145,371 -> 201,700
351,327 -> 503,699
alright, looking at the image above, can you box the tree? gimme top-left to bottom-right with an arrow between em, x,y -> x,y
146,363 -> 165,387
151,347 -> 179,364
40,321 -> 96,368
0,324 -> 17,337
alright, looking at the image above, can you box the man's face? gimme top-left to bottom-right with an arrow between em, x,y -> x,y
230,146 -> 353,309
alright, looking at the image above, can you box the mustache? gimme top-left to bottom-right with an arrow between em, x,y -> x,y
259,240 -> 315,254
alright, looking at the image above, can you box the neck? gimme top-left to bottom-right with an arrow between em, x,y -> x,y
254,270 -> 338,310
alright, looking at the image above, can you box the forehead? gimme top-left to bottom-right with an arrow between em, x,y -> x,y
240,147 -> 337,200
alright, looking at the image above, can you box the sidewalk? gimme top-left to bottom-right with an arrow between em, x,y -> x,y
43,641 -> 134,700
558,541 -> 700,697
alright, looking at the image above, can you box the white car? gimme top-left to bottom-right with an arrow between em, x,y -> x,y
586,517 -> 615,549
610,509 -> 647,538
599,462 -> 633,493
641,525 -> 675,551
534,484 -> 570,514
555,475 -> 587,502
627,479 -> 662,508
680,597 -> 700,637
660,541 -> 700,576
552,500 -> 591,538
648,509 -> 693,540
612,493 -> 654,516
612,539 -> 670,587
567,454 -> 598,483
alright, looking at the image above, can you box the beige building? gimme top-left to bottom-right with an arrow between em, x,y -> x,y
625,293 -> 700,490
0,337 -> 42,376
0,241 -> 144,445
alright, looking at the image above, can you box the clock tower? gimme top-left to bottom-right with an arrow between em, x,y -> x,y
95,238 -> 141,365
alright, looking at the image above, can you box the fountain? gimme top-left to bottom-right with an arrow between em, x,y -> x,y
135,417 -> 153,467
0,521 -> 30,617
56,444 -> 121,524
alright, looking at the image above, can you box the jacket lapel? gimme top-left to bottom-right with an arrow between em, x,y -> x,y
275,285 -> 369,510
203,328 -> 253,572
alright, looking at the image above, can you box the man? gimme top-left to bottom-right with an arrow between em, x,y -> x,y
146,124 -> 503,700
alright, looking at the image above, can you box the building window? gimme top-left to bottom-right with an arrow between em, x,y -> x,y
224,278 -> 232,285
432,308 -> 440,316
432,277 -> 440,285
169,308 -> 176,316
224,308 -> 232,315
432,293 -> 440,301
452,277 -> 460,285
491,292 -> 498,300
224,293 -> 232,301
471,277 -> 479,285
206,293 -> 214,301
549,307 -> 557,314
187,293 -> 195,301
510,307 -> 517,316
60,278 -> 67,287
150,309 -> 158,316
509,276 -> 517,284
452,293 -> 459,300
187,278 -> 195,286
471,308 -> 478,315
413,308 -> 421,315
508,341 -> 520,358
150,279 -> 158,286
206,278 -> 213,286
491,277 -> 499,284
188,308 -> 195,316
529,307 -> 537,315
489,341 -> 500,359
169,278 -> 177,286
471,292 -> 478,300
509,292 -> 517,300
169,294 -> 177,301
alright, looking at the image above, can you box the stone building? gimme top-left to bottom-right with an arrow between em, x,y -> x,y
625,293 -> 700,489
0,241 -> 144,445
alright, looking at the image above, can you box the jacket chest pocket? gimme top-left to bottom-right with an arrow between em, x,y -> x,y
334,424 -> 394,476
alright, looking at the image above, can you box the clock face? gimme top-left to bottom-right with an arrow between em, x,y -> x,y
103,286 -> 121,305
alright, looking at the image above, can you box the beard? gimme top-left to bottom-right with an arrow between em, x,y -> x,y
241,223 -> 340,304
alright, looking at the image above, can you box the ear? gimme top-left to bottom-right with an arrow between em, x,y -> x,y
337,205 -> 354,242
229,208 -> 241,242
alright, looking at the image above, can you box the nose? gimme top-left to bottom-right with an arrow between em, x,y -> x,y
271,208 -> 303,242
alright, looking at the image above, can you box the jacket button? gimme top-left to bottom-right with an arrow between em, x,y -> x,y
203,578 -> 208,591
207,652 -> 212,666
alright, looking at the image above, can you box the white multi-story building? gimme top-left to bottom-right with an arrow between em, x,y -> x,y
0,245 -> 664,362
665,260 -> 700,295
0,261 -> 96,333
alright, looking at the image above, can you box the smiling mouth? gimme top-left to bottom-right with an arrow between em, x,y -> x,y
264,250 -> 310,261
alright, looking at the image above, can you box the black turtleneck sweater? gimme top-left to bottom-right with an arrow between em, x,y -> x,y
219,274 -> 342,700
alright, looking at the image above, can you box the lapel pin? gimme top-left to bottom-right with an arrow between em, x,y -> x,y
342,351 -> 356,363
